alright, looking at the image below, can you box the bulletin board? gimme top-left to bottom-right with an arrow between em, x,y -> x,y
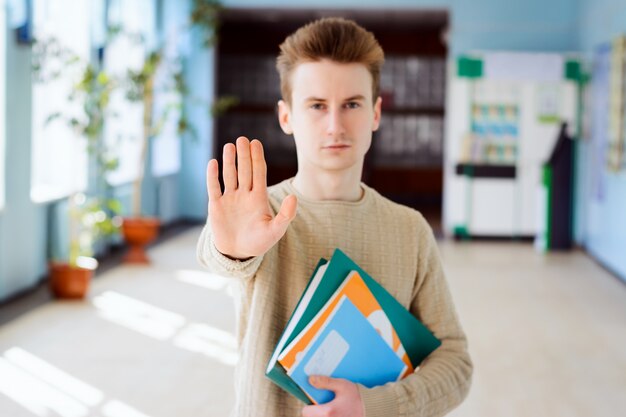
608,36 -> 626,171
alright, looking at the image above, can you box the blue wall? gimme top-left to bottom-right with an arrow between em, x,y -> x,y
450,0 -> 580,55
574,0 -> 626,282
221,0 -> 580,56
0,23 -> 47,300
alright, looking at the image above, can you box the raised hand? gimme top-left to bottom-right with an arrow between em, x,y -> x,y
206,136 -> 298,260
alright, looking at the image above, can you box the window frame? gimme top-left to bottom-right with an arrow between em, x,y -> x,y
0,2 -> 6,210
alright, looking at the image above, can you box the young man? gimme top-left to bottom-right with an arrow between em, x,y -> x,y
198,17 -> 472,417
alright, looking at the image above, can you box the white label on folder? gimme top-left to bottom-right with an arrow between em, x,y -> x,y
304,330 -> 349,377
367,310 -> 393,346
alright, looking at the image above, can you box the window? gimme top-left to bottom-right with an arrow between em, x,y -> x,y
0,2 -> 6,209
104,0 -> 156,186
151,0 -> 187,178
30,0 -> 91,202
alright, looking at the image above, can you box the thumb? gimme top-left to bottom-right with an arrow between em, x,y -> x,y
309,375 -> 345,392
273,194 -> 298,226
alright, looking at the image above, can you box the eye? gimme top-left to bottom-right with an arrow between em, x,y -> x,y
345,101 -> 361,109
310,103 -> 325,110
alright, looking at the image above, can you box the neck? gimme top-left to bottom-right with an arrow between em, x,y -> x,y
292,169 -> 363,202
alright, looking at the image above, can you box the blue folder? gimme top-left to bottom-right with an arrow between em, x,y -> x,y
289,296 -> 406,404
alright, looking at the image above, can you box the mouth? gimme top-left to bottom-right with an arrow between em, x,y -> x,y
322,144 -> 351,150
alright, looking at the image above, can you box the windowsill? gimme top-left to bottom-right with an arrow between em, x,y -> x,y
30,187 -> 81,205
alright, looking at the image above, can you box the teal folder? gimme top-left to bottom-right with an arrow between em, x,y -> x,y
265,258 -> 328,404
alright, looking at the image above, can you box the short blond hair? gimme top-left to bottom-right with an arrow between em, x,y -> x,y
276,17 -> 384,105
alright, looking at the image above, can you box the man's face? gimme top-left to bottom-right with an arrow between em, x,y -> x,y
278,60 -> 382,174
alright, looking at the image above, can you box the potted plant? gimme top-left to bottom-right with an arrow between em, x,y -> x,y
119,47 -> 185,263
33,38 -> 122,298
115,0 -> 222,263
49,193 -> 120,298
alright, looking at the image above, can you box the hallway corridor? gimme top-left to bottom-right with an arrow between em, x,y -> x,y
1,228 -> 625,417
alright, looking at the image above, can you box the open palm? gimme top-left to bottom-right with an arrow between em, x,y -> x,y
206,137 -> 298,260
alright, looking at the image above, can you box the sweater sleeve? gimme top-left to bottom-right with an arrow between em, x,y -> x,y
358,214 -> 473,417
196,220 -> 264,281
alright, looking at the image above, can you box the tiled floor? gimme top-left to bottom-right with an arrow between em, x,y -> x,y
1,228 -> 625,417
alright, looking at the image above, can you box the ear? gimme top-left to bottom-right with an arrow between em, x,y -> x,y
372,96 -> 382,132
277,100 -> 293,135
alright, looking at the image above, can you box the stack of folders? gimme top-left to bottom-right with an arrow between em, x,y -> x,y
265,248 -> 442,405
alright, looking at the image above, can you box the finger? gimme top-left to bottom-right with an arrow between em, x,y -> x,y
236,136 -> 252,191
223,143 -> 237,191
309,375 -> 345,393
206,159 -> 222,201
250,139 -> 267,193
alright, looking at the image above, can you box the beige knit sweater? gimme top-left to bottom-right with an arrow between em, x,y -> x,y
197,178 -> 472,417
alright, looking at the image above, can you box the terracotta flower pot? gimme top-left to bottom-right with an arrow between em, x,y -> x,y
49,263 -> 94,299
121,217 -> 160,264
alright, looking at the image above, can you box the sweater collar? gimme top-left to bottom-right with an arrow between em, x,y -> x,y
283,177 -> 373,207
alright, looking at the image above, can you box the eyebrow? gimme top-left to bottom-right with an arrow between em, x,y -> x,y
303,95 -> 367,102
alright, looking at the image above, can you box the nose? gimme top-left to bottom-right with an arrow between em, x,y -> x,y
326,107 -> 346,138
